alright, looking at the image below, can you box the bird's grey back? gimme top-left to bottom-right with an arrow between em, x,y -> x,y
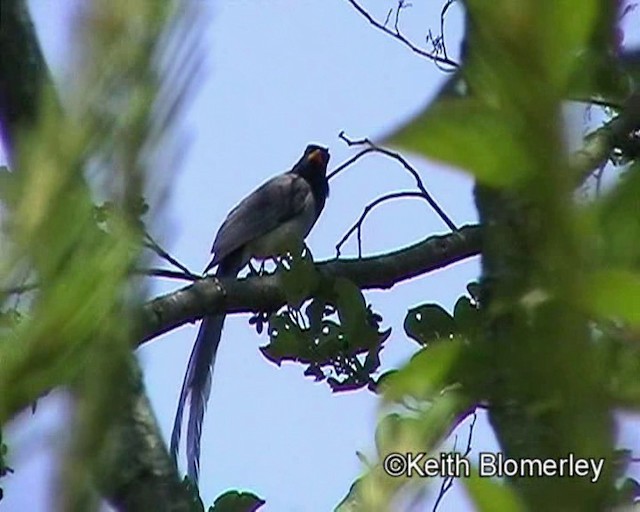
209,172 -> 312,267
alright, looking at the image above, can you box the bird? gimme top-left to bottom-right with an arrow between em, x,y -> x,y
171,145 -> 330,484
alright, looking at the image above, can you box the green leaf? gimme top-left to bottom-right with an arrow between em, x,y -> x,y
538,2 -> 600,87
384,99 -> 531,186
463,472 -> 526,512
279,252 -> 319,308
404,304 -> 456,345
373,369 -> 398,395
376,392 -> 470,456
334,477 -> 364,512
374,413 -> 403,456
585,270 -> 640,326
261,315 -> 309,365
453,296 -> 482,341
465,0 -> 600,93
383,338 -> 463,402
333,277 -> 379,349
209,490 -> 265,512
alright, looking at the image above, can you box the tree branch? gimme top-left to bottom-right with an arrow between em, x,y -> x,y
343,0 -> 458,70
571,91 -> 640,182
137,224 -> 481,346
335,132 -> 459,232
94,359 -> 192,512
144,233 -> 199,280
335,191 -> 427,257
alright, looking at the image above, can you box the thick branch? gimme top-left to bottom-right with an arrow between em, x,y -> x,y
95,359 -> 192,512
137,224 -> 482,346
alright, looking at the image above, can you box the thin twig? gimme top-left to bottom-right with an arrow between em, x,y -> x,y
344,0 -> 458,70
383,8 -> 393,27
327,147 -> 377,181
135,267 -> 200,281
3,265 -> 198,295
335,191 -> 427,258
432,410 -> 477,512
337,132 -> 458,231
433,468 -> 454,511
438,0 -> 455,64
143,232 -> 198,279
464,411 -> 478,456
394,1 -> 412,34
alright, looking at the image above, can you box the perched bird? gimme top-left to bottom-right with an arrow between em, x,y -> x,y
171,145 -> 330,483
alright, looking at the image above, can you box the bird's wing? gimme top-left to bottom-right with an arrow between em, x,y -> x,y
209,172 -> 312,265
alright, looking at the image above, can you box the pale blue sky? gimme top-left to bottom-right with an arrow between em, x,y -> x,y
2,1 -> 639,511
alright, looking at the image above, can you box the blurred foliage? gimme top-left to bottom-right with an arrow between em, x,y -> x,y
1,0 -> 639,510
340,0 -> 640,510
0,0 -> 197,509
337,283 -> 480,510
462,472 -> 526,512
336,390 -> 474,511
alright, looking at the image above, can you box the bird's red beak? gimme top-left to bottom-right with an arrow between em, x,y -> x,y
308,149 -> 327,166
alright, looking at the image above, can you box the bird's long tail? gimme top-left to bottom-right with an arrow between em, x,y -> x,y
171,258 -> 239,484
170,313 -> 225,483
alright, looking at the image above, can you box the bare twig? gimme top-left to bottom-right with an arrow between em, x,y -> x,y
143,233 -> 198,279
464,411 -> 477,455
337,132 -> 458,232
432,465 -> 454,511
383,8 -> 393,27
394,1 -> 412,35
335,191 -> 428,257
438,0 -> 455,67
134,267 -> 199,281
3,269 -> 198,297
344,0 -> 458,70
432,410 -> 477,512
327,148 -> 377,181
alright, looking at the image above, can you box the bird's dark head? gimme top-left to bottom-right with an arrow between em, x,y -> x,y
294,144 -> 330,176
292,145 -> 330,210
